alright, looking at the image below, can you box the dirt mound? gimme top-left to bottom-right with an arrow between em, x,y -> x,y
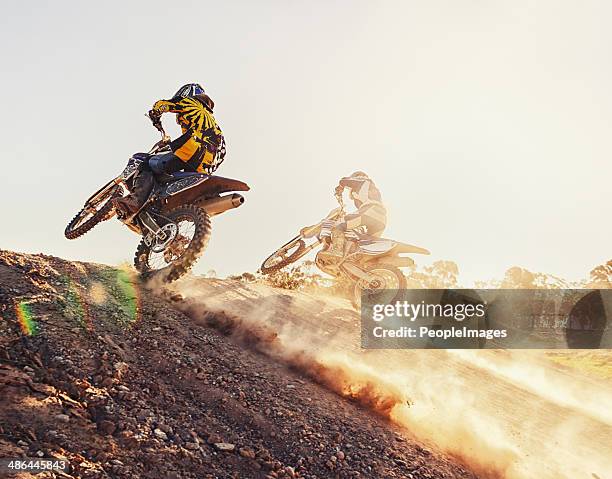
0,250 -> 477,479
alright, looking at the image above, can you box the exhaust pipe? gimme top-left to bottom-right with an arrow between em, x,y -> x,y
341,262 -> 379,283
199,193 -> 245,216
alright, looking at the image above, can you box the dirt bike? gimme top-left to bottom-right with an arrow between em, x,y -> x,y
260,194 -> 430,307
64,116 -> 249,283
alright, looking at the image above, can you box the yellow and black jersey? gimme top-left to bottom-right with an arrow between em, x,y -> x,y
151,95 -> 224,173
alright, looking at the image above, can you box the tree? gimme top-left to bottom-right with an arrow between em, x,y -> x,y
587,260 -> 612,288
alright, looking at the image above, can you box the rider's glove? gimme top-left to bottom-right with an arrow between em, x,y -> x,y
334,185 -> 344,196
148,109 -> 162,120
148,109 -> 163,129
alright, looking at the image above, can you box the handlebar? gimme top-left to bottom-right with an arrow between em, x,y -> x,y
145,111 -> 171,154
335,193 -> 346,215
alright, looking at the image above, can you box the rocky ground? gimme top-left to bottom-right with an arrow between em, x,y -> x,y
0,250 -> 478,479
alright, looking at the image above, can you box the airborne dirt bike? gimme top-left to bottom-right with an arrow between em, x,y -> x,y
65,118 -> 249,283
260,195 -> 430,307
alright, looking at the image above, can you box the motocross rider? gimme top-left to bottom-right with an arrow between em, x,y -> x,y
113,83 -> 225,216
321,171 -> 387,256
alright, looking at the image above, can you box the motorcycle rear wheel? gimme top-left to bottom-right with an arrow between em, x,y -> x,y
352,263 -> 407,309
134,204 -> 211,283
65,185 -> 121,239
260,235 -> 307,274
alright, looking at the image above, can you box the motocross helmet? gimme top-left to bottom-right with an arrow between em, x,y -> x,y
172,83 -> 205,99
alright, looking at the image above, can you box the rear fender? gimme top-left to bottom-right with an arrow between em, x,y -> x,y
372,256 -> 416,268
161,176 -> 250,212
393,243 -> 430,255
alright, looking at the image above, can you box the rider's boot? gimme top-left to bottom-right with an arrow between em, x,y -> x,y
113,169 -> 154,217
341,229 -> 360,258
113,196 -> 141,217
342,239 -> 357,259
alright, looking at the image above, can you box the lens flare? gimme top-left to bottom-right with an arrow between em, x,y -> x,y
15,301 -> 38,336
63,277 -> 92,330
113,268 -> 141,324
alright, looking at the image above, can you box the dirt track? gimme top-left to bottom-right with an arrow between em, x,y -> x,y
1,251 -> 611,479
0,250 -> 477,479
169,277 -> 612,479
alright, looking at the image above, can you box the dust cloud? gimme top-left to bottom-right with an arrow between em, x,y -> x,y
160,277 -> 612,479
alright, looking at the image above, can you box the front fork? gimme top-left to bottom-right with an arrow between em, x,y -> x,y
82,178 -> 123,218
302,237 -> 324,256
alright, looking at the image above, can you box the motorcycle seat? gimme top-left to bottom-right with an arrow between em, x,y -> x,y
356,233 -> 383,242
156,171 -> 207,184
357,238 -> 397,255
357,237 -> 431,255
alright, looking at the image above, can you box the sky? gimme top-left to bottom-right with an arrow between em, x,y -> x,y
0,0 -> 610,285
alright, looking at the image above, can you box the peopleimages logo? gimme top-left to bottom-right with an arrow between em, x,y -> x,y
372,300 -> 486,322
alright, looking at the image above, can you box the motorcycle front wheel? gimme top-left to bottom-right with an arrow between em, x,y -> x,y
134,205 -> 211,283
260,235 -> 307,274
65,184 -> 121,239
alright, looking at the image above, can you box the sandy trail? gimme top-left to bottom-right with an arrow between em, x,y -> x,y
170,277 -> 612,479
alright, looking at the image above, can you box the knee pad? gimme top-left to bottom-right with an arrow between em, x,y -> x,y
320,219 -> 336,238
344,230 -> 360,241
148,157 -> 165,175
